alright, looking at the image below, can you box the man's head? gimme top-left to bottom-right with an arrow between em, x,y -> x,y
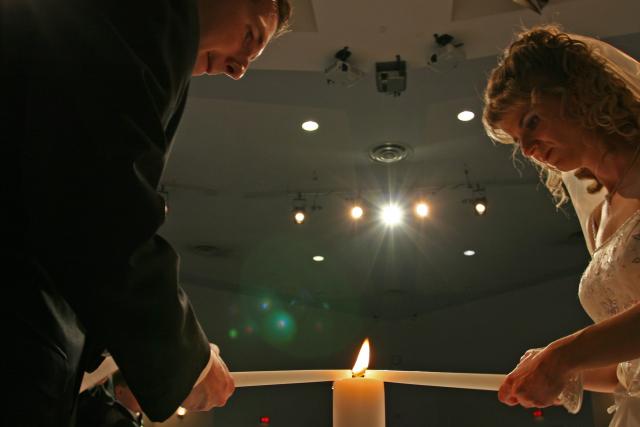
193,0 -> 292,79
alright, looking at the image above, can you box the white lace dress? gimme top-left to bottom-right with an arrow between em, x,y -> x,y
579,209 -> 640,427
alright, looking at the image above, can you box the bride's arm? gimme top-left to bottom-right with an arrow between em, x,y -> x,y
550,302 -> 640,375
582,365 -> 619,393
498,303 -> 640,408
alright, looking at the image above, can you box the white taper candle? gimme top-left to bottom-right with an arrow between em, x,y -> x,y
232,370 -> 352,387
366,370 -> 505,390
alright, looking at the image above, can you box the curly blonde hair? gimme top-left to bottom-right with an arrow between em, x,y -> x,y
483,24 -> 640,206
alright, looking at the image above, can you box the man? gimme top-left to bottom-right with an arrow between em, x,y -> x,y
1,0 -> 291,425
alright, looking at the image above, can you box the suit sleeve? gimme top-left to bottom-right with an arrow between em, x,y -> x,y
17,3 -> 210,421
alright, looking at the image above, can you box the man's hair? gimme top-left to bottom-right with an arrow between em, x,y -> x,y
270,0 -> 293,38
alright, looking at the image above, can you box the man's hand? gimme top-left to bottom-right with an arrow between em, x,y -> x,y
182,344 -> 235,411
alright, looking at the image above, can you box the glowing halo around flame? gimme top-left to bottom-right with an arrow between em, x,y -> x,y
351,338 -> 370,377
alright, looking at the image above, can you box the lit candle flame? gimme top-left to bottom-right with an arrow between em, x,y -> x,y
351,338 -> 370,377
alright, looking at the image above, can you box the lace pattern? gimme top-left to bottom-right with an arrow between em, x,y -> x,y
578,210 -> 640,418
579,211 -> 640,322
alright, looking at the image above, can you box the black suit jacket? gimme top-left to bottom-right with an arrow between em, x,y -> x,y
2,0 -> 210,421
77,384 -> 143,427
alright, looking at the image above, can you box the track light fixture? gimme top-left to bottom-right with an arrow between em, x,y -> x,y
462,166 -> 488,216
283,180 -> 491,226
293,209 -> 306,224
351,205 -> 364,220
292,193 -> 307,224
414,200 -> 430,218
346,195 -> 365,220
473,196 -> 488,216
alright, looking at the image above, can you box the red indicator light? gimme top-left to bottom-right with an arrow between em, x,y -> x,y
260,416 -> 270,424
533,409 -> 543,418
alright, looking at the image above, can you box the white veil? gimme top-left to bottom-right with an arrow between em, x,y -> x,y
561,34 -> 640,255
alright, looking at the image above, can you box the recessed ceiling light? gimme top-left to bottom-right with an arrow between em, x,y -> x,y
457,110 -> 475,122
313,255 -> 325,262
474,199 -> 487,215
463,250 -> 476,256
302,120 -> 319,132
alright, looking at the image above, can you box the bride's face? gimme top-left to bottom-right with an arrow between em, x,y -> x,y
496,96 -> 598,172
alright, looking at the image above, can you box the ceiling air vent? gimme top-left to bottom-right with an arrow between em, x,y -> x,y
369,143 -> 412,164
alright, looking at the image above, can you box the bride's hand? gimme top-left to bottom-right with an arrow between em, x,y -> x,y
498,345 -> 570,408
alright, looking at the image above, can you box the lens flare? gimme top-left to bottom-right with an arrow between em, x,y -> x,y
381,204 -> 403,226
264,310 -> 297,344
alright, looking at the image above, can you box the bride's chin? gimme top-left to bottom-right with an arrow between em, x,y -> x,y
551,161 -> 576,173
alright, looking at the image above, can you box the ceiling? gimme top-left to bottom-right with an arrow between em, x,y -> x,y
158,0 -> 640,320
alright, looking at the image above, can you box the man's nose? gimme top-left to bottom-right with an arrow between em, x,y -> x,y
225,58 -> 249,80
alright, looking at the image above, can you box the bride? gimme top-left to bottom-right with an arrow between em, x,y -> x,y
482,25 -> 640,426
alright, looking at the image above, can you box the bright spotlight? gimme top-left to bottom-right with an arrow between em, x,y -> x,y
415,202 -> 429,218
463,250 -> 476,256
313,255 -> 325,262
292,193 -> 307,224
301,120 -> 319,132
474,198 -> 487,215
381,204 -> 403,226
351,205 -> 364,219
176,407 -> 187,417
293,209 -> 306,224
457,110 -> 475,122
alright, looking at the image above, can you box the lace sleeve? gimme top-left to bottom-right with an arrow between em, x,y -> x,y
617,360 -> 640,398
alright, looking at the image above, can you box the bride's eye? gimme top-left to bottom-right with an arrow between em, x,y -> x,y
524,114 -> 539,131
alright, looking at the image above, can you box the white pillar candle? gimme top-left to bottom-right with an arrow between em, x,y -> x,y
332,338 -> 385,427
333,376 -> 385,427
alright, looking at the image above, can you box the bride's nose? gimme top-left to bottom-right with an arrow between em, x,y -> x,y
519,135 -> 537,158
